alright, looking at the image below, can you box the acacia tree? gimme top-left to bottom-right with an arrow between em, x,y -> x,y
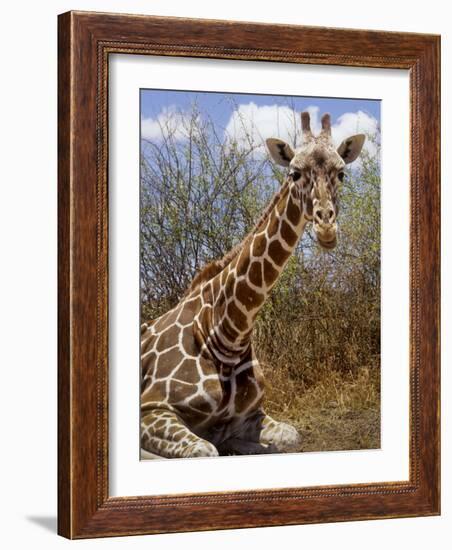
140,103 -> 274,319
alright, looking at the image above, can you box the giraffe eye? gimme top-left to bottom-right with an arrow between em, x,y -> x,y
290,169 -> 301,181
337,171 -> 345,182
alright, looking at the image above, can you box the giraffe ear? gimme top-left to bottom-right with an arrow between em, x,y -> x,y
337,134 -> 366,164
266,138 -> 295,167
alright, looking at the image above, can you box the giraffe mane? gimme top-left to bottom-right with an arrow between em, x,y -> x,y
184,179 -> 289,295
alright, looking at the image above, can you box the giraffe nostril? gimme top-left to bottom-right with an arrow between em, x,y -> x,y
328,209 -> 334,221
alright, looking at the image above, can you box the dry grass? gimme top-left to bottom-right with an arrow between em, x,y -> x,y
260,360 -> 380,452
253,280 -> 381,453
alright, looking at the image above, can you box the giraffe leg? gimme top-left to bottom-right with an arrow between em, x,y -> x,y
216,438 -> 276,455
141,409 -> 219,459
220,410 -> 301,455
255,412 -> 302,452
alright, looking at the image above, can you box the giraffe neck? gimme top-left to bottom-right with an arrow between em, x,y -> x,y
185,178 -> 290,296
195,179 -> 308,364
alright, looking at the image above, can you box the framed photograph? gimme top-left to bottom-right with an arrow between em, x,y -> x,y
58,11 -> 440,538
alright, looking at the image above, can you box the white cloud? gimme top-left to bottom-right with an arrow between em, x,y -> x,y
331,110 -> 379,157
224,103 -> 379,158
141,106 -> 197,141
224,102 -> 301,154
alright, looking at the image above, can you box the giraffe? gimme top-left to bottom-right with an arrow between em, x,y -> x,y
141,111 -> 365,458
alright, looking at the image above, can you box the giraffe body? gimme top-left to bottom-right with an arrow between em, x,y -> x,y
141,112 -> 365,458
141,246 -> 301,458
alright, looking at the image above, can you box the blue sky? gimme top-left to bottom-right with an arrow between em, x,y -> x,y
140,89 -> 380,162
141,89 -> 380,135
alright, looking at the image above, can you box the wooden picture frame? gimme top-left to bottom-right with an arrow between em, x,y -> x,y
58,10 -> 440,539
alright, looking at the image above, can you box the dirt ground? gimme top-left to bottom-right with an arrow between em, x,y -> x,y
262,364 -> 381,452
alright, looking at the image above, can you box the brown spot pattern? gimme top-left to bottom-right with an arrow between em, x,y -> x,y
156,325 -> 181,352
203,378 -> 221,396
248,261 -> 263,287
267,212 -> 280,238
173,359 -> 199,383
202,283 -> 213,304
252,233 -> 267,257
211,274 -> 220,297
213,295 -> 227,325
167,425 -> 186,441
170,379 -> 195,401
153,419 -> 166,431
287,196 -> 301,226
227,301 -> 248,331
156,348 -> 184,373
276,186 -> 290,215
181,326 -> 198,356
142,380 -> 166,403
236,279 -> 265,310
223,273 -> 235,299
141,350 -> 156,378
263,258 -> 278,286
235,249 -> 250,276
178,297 -> 201,325
141,334 -> 156,355
268,240 -> 291,266
188,395 -> 214,413
280,219 -> 298,246
153,306 -> 180,332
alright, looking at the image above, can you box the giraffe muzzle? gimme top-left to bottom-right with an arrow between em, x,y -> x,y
318,234 -> 337,250
313,222 -> 338,250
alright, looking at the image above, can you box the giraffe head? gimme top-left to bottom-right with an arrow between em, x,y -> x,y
266,111 -> 365,250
